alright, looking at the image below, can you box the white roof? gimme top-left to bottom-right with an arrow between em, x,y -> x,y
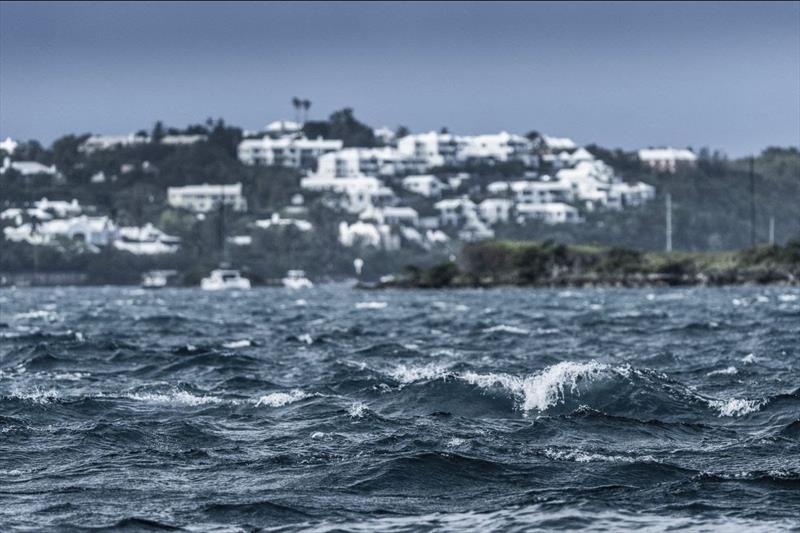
266,120 -> 302,132
403,174 -> 441,183
543,135 -> 577,150
516,202 -> 577,214
638,147 -> 697,161
161,134 -> 207,145
0,137 -> 18,154
168,183 -> 242,195
5,161 -> 57,175
434,197 -> 476,210
479,198 -> 513,207
254,213 -> 313,232
375,206 -> 418,218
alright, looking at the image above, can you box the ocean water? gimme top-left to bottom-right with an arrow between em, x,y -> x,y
1,285 -> 799,532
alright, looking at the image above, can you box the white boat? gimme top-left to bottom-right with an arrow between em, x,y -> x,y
282,270 -> 313,290
141,270 -> 177,289
201,269 -> 251,291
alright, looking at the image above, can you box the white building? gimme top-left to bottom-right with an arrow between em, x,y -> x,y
316,147 -> 406,178
397,131 -> 462,168
360,206 -> 419,226
161,134 -> 207,145
339,220 -> 399,250
486,181 -> 510,195
4,215 -> 118,247
608,182 -> 657,209
461,132 -> 534,165
556,160 -> 617,208
540,135 -> 577,152
638,147 -> 698,173
300,175 -> 395,214
238,136 -> 343,170
434,197 -> 477,226
265,120 -> 302,136
373,127 -> 396,145
254,213 -> 313,232
402,174 -> 446,198
510,181 -> 575,204
0,137 -> 18,154
33,198 -> 82,218
79,133 -> 149,153
516,203 -> 581,224
478,198 -> 514,225
1,157 -> 58,176
167,183 -> 247,213
114,224 -> 180,255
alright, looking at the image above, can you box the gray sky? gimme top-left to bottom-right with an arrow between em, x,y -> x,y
1,1 -> 798,155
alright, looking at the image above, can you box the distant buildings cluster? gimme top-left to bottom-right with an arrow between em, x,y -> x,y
2,197 -> 180,255
228,123 -> 665,248
0,118 -> 696,254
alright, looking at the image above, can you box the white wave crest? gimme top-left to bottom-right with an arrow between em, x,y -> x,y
462,361 -> 610,413
9,387 -> 60,404
127,390 -> 224,406
543,448 -> 657,464
348,401 -> 368,418
710,398 -> 761,417
355,301 -> 388,309
255,389 -> 308,407
13,310 -> 60,321
707,366 -> 738,377
741,353 -> 759,364
389,363 -> 449,384
223,339 -> 252,349
483,324 -> 530,335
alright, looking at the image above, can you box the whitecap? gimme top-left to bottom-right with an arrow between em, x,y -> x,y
710,398 -> 761,417
127,390 -> 224,407
389,363 -> 449,384
355,301 -> 388,310
778,293 -> 798,302
543,448 -> 657,464
446,437 -> 466,447
741,353 -> 759,364
254,389 -> 307,407
462,361 -> 610,413
348,401 -> 368,418
483,324 -> 530,335
298,333 -> 313,345
707,366 -> 738,377
9,387 -> 60,404
13,310 -> 60,321
223,339 -> 252,349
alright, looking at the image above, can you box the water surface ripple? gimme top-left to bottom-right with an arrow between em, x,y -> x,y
1,285 -> 799,531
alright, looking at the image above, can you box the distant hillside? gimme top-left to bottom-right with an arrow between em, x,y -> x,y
495,146 -> 799,251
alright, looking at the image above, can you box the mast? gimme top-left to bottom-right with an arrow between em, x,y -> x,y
665,193 -> 672,253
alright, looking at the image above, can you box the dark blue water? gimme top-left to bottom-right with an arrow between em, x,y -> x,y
1,285 -> 799,531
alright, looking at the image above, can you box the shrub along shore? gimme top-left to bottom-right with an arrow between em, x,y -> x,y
373,240 -> 800,289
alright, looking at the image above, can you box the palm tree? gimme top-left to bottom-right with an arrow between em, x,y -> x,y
292,97 -> 301,124
301,99 -> 311,123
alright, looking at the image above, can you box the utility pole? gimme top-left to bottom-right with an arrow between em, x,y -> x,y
769,216 -> 775,245
749,156 -> 756,248
666,193 -> 673,253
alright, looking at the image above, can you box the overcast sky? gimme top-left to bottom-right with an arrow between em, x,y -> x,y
1,1 -> 798,155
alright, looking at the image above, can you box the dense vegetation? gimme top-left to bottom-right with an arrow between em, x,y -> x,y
388,240 -> 800,288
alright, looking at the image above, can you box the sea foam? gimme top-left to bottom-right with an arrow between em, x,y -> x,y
255,389 -> 308,407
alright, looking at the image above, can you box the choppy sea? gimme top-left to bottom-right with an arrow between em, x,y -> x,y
1,285 -> 799,531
